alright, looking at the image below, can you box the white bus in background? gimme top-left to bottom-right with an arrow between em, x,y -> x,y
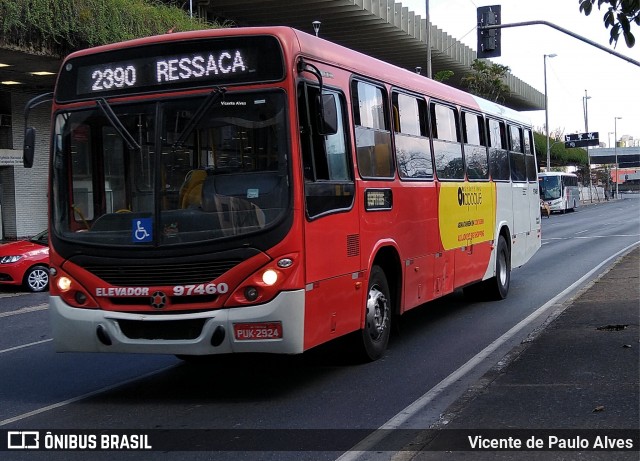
539,172 -> 580,213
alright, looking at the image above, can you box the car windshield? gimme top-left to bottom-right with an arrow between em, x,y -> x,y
51,90 -> 289,246
30,230 -> 48,246
539,175 -> 561,200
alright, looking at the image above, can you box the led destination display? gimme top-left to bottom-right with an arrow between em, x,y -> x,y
56,35 -> 284,102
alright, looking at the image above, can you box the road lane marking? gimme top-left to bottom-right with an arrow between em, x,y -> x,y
543,234 -> 639,242
336,240 -> 640,461
0,339 -> 52,355
0,365 -> 177,427
0,292 -> 29,298
0,304 -> 48,318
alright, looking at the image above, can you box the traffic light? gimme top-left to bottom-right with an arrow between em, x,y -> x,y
477,5 -> 501,58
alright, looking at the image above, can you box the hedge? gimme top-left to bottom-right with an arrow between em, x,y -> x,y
0,0 -> 220,57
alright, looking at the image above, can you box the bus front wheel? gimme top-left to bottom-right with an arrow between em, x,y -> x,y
357,265 -> 391,361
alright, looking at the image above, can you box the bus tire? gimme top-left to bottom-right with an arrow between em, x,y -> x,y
357,265 -> 391,361
485,235 -> 510,300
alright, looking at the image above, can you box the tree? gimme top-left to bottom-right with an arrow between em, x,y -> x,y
461,59 -> 510,103
434,70 -> 454,83
579,0 -> 640,47
532,131 -> 588,167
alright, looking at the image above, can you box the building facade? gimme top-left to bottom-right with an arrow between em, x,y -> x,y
0,91 -> 50,239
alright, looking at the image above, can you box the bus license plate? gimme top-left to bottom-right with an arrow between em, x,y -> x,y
234,322 -> 283,341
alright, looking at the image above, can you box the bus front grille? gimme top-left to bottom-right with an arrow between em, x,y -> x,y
84,260 -> 241,286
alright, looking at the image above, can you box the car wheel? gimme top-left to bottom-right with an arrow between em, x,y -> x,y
24,265 -> 49,292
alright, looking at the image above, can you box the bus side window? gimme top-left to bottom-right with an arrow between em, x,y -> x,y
393,92 -> 432,180
487,118 -> 509,181
523,128 -> 537,182
432,102 -> 463,180
509,125 -> 527,182
298,83 -> 354,218
352,80 -> 394,179
462,111 -> 489,180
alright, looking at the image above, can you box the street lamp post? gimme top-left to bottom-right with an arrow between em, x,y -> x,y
544,53 -> 557,171
614,116 -> 622,198
583,90 -> 594,202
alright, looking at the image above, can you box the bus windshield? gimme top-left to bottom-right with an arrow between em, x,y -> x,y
539,175 -> 561,200
52,90 -> 289,246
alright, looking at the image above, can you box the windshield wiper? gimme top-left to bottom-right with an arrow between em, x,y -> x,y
96,98 -> 141,151
172,87 -> 226,149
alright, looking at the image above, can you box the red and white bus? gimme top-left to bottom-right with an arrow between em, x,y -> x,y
24,27 -> 541,361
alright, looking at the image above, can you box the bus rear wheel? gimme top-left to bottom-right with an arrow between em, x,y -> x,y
486,235 -> 511,300
357,265 -> 391,361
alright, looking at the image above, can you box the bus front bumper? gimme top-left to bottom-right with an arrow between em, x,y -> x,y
49,290 -> 305,355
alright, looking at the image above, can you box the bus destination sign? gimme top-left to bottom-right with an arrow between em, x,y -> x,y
57,36 -> 284,102
78,50 -> 248,95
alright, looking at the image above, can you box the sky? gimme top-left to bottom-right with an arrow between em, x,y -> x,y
401,0 -> 640,145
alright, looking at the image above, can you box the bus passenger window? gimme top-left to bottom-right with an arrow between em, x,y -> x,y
487,118 -> 509,181
352,81 -> 394,179
393,92 -> 432,180
524,129 -> 537,182
462,111 -> 489,180
509,125 -> 526,182
431,102 -> 463,180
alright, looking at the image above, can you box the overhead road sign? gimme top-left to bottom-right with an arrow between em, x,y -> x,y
565,132 -> 599,148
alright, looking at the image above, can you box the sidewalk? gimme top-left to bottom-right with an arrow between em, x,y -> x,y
403,246 -> 640,460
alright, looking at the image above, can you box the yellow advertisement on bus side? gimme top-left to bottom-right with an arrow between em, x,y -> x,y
438,182 -> 496,251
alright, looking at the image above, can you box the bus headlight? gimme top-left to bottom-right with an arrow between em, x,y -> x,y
51,268 -> 98,308
57,276 -> 72,292
262,269 -> 278,286
224,253 -> 301,307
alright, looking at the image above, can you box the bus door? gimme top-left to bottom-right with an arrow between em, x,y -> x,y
524,129 -> 541,248
508,125 -> 530,264
297,83 -> 359,347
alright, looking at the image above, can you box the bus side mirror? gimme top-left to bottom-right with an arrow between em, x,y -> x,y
22,92 -> 53,169
317,93 -> 338,136
23,127 -> 36,168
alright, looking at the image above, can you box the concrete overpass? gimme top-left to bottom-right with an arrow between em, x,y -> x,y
589,147 -> 640,168
200,0 -> 544,111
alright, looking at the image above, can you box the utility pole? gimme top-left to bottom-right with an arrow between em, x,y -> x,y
425,0 -> 432,78
544,54 -> 556,171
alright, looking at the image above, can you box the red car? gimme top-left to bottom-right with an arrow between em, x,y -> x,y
0,230 -> 49,292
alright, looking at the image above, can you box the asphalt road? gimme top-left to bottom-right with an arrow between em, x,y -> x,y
1,194 -> 638,461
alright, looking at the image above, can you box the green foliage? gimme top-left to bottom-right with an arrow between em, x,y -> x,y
0,0 -> 220,57
434,70 -> 454,83
461,59 -> 510,103
579,0 -> 639,47
533,131 -> 588,167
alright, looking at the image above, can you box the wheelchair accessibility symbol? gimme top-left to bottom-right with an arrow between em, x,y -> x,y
132,218 -> 153,243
